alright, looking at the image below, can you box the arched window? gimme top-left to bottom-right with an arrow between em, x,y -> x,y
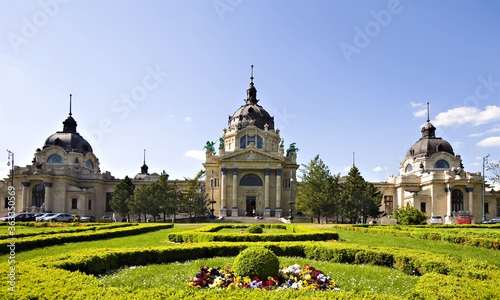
405,164 -> 413,173
434,160 -> 450,168
32,184 -> 45,207
85,159 -> 94,169
47,154 -> 63,164
451,189 -> 463,212
239,174 -> 263,186
239,135 -> 263,149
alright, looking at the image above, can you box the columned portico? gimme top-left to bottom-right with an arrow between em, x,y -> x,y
264,168 -> 271,217
466,187 -> 474,215
275,169 -> 282,216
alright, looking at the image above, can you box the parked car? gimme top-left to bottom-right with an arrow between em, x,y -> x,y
44,213 -> 74,222
428,216 -> 443,224
79,215 -> 96,222
481,217 -> 500,224
0,213 -> 35,222
36,213 -> 55,222
457,215 -> 472,224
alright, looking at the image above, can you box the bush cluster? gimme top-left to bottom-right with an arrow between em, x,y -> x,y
247,225 -> 263,233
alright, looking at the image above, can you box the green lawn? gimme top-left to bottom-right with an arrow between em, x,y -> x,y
100,256 -> 419,296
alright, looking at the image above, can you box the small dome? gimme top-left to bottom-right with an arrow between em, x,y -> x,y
406,122 -> 454,158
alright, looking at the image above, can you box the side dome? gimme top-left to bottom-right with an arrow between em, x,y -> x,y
228,66 -> 275,130
406,121 -> 454,158
43,109 -> 93,155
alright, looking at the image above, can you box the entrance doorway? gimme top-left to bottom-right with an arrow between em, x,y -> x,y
246,196 -> 256,216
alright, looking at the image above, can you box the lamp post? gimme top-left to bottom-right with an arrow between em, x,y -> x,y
6,150 -> 14,187
482,154 -> 490,222
210,170 -> 216,218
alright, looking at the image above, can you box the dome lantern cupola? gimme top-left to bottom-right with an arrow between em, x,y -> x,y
406,103 -> 454,159
228,66 -> 275,131
43,94 -> 93,155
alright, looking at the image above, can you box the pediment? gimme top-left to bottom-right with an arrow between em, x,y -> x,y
220,149 -> 283,162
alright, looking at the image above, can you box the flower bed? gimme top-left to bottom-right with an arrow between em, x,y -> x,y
187,264 -> 339,291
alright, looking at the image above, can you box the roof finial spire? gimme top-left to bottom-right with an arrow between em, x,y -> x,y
353,152 -> 356,167
143,149 -> 146,164
69,94 -> 73,116
250,65 -> 254,84
427,102 -> 430,123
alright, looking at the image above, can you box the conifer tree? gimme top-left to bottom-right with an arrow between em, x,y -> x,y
110,176 -> 134,221
181,170 -> 210,219
296,155 -> 340,223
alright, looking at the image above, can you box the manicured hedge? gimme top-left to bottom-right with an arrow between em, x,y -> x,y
1,241 -> 499,299
0,223 -> 135,239
334,225 -> 500,250
0,224 -> 173,254
167,224 -> 339,243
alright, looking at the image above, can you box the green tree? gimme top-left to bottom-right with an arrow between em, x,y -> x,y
156,171 -> 179,222
340,166 -> 382,223
181,170 -> 209,219
487,161 -> 500,186
296,155 -> 340,223
393,203 -> 428,225
110,176 -> 134,221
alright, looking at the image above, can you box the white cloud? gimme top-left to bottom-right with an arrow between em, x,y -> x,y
433,106 -> 500,127
184,150 -> 205,160
468,133 -> 484,137
487,124 -> 500,133
477,136 -> 500,147
453,141 -> 464,148
373,166 -> 386,172
185,116 -> 192,122
413,108 -> 427,118
342,166 -> 351,173
410,102 -> 423,107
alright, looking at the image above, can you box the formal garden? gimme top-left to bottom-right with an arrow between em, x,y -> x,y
1,222 -> 500,299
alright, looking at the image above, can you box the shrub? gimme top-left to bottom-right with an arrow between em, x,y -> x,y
392,204 -> 428,225
247,225 -> 263,234
233,246 -> 279,279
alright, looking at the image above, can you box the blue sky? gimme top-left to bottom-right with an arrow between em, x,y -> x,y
1,0 -> 499,182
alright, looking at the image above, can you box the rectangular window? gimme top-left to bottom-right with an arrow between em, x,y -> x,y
484,203 -> 489,214
4,197 -> 8,208
240,136 -> 246,149
71,198 -> 78,209
384,196 -> 393,214
106,192 -> 113,212
420,202 -> 426,213
88,199 -> 92,210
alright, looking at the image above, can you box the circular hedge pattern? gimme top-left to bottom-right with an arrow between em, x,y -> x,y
247,225 -> 263,234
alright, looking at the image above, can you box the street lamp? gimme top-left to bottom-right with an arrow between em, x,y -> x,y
6,150 -> 14,187
482,154 -> 490,222
210,170 -> 216,218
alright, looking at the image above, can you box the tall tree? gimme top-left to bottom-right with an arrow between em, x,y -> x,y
341,166 -> 382,223
181,170 -> 210,219
487,161 -> 500,187
110,176 -> 134,221
296,155 -> 340,223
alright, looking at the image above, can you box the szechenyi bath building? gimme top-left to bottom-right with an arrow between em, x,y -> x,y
0,70 -> 498,223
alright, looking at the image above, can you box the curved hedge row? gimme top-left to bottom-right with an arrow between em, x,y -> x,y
0,223 -> 135,239
167,224 -> 339,243
1,242 -> 499,299
0,224 -> 173,254
334,225 -> 500,250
